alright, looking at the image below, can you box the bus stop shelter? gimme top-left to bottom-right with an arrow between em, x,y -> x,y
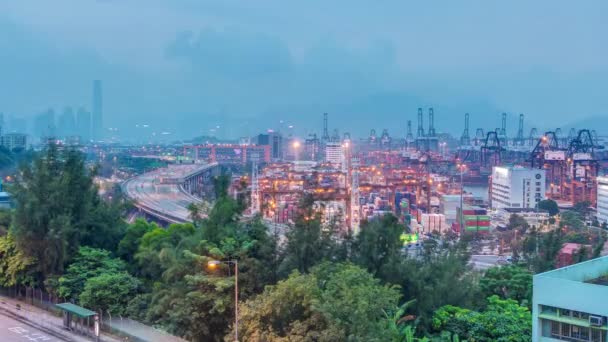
56,303 -> 99,340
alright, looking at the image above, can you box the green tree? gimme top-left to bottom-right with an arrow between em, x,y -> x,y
10,145 -> 126,280
353,214 -> 405,276
132,206 -> 279,340
117,219 -> 157,265
537,199 -> 559,216
433,295 -> 531,341
560,210 -> 585,230
507,214 -> 529,232
199,174 -> 242,244
80,272 -> 139,315
279,194 -> 342,275
134,223 -> 197,280
0,208 -> 12,235
0,233 -> 36,286
480,265 -> 532,306
572,200 -> 592,217
522,227 -> 564,273
58,247 -> 126,300
592,231 -> 607,258
380,241 -> 481,334
234,263 -> 401,342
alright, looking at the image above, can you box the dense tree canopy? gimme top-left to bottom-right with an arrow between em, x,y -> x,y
80,272 -> 140,315
537,199 -> 559,216
480,265 -> 532,306
353,214 -> 405,276
10,144 -> 125,280
433,296 -> 532,342
58,247 -> 126,300
279,194 -> 344,275
236,263 -> 401,342
0,233 -> 36,286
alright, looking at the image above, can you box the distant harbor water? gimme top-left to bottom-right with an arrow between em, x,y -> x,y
464,185 -> 489,201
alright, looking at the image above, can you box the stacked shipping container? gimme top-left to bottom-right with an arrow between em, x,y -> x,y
461,206 -> 490,233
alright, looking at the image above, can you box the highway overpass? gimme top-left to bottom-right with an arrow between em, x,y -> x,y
122,163 -> 220,224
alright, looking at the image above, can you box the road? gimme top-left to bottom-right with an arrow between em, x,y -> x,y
122,164 -> 206,223
0,313 -> 61,341
470,255 -> 502,270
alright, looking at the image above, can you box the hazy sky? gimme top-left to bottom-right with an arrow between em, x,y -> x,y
1,1 -> 607,140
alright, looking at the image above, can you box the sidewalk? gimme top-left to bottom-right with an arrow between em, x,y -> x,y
0,295 -> 121,342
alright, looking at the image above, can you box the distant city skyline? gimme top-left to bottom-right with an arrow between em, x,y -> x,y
0,1 -> 606,140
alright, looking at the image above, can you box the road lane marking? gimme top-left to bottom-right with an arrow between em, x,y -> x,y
8,326 -> 53,341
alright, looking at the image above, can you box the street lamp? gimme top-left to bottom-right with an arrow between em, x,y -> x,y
208,260 -> 239,342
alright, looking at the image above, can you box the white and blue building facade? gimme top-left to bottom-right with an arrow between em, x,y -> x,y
533,256 -> 608,341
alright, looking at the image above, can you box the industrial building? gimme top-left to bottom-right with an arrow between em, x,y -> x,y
532,256 -> 608,341
597,176 -> 608,225
324,141 -> 343,165
491,166 -> 546,209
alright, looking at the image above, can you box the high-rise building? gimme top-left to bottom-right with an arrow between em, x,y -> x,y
76,107 -> 92,142
490,166 -> 546,209
92,80 -> 103,141
34,109 -> 56,139
597,176 -> 608,225
58,107 -> 76,138
255,132 -> 283,160
532,256 -> 608,341
7,115 -> 27,134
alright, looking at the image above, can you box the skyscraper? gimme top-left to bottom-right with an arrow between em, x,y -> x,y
92,80 -> 103,141
34,108 -> 56,139
76,107 -> 91,142
58,107 -> 76,137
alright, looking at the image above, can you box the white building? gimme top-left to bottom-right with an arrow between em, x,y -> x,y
491,166 -> 546,209
324,142 -> 343,165
597,176 -> 608,224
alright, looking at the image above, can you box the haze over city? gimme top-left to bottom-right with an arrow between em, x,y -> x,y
1,0 -> 607,141
1,2 -> 608,342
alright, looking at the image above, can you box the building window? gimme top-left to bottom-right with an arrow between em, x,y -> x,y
545,319 -> 605,342
571,325 -> 581,339
561,322 -> 570,336
551,321 -> 560,335
592,328 -> 603,342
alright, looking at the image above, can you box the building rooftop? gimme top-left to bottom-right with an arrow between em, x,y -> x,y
535,255 -> 608,284
560,243 -> 590,255
586,274 -> 608,286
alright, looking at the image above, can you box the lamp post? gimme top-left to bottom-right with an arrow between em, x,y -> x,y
208,260 -> 239,341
